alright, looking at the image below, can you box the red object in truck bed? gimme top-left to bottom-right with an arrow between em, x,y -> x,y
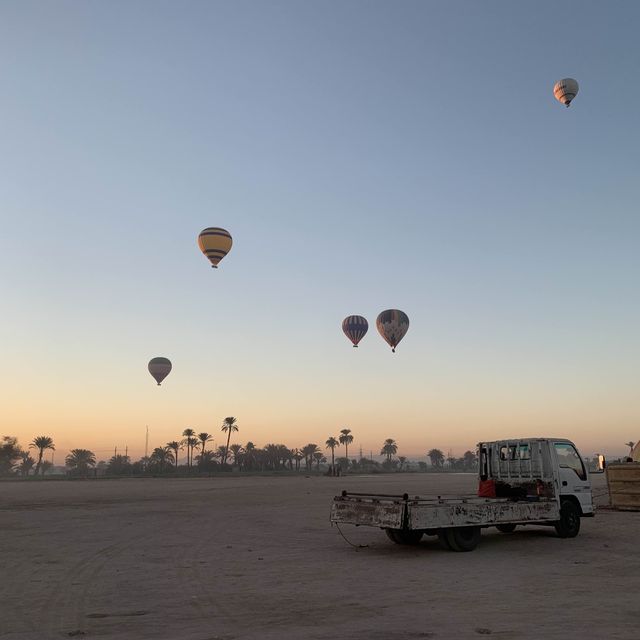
478,479 -> 496,498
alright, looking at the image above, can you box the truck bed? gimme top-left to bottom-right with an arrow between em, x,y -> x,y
331,491 -> 560,530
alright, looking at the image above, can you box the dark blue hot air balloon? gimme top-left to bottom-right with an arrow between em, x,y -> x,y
342,315 -> 368,348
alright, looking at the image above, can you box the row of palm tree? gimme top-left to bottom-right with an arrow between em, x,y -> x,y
166,417 -> 239,469
143,440 -> 328,473
22,437 -> 97,477
2,427 -> 481,478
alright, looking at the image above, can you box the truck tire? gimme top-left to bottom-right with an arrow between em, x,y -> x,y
554,500 -> 581,538
437,530 -> 452,550
385,529 -> 423,545
444,526 -> 481,552
496,524 -> 517,533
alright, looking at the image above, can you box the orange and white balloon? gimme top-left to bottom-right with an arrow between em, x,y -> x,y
553,78 -> 579,107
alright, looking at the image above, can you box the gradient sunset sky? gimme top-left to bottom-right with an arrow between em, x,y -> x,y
1,1 -> 639,462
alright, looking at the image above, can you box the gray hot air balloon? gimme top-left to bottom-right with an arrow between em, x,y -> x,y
553,78 -> 579,107
148,357 -> 172,385
376,310 -> 409,353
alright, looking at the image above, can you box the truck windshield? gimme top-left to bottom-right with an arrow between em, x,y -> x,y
554,443 -> 586,480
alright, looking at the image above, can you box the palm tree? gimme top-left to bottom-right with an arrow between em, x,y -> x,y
106,454 -> 132,476
244,442 -> 256,470
0,436 -> 22,476
398,455 -> 406,471
292,448 -> 304,471
381,438 -> 398,462
428,448 -> 445,469
198,433 -> 213,463
221,417 -> 239,465
339,428 -> 353,463
148,446 -> 174,474
325,437 -> 339,476
301,444 -> 320,471
313,451 -> 326,471
194,450 -> 216,471
65,449 -> 96,477
463,450 -> 478,471
182,428 -> 196,467
29,436 -> 55,476
215,444 -> 227,462
19,452 -> 35,477
229,443 -> 244,468
166,441 -> 181,469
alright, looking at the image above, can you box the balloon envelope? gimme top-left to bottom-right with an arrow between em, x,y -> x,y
198,227 -> 232,268
376,309 -> 409,352
342,315 -> 368,347
148,357 -> 172,385
553,78 -> 579,107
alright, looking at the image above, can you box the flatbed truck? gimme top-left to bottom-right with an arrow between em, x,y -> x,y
330,438 -> 594,551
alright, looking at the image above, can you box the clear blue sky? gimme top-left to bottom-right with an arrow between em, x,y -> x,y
1,1 -> 639,460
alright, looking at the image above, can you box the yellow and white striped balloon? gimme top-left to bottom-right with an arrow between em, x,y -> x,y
197,227 -> 233,268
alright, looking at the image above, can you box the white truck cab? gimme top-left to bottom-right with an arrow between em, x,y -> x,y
550,438 -> 594,515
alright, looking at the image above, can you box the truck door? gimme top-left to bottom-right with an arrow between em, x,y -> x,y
552,441 -> 593,514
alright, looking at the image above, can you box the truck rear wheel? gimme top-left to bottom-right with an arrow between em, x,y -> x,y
554,500 -> 581,538
444,526 -> 481,552
496,523 -> 517,533
385,529 -> 423,545
437,530 -> 452,550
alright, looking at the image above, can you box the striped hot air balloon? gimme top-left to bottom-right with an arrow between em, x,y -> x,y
553,78 -> 579,107
197,227 -> 233,268
342,315 -> 368,347
376,309 -> 409,353
148,357 -> 172,386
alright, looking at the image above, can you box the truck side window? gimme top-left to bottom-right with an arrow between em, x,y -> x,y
554,443 -> 586,481
518,444 -> 530,460
499,446 -> 512,460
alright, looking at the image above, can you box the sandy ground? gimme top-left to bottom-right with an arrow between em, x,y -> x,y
0,473 -> 637,640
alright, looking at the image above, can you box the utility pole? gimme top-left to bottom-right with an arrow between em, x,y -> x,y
125,446 -> 128,459
145,426 -> 149,459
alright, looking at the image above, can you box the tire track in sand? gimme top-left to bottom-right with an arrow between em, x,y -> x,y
38,534 -> 147,638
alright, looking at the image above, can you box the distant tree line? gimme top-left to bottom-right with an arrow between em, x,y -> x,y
2,421 -> 484,479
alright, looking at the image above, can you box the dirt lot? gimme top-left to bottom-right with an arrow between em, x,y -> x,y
0,473 -> 637,640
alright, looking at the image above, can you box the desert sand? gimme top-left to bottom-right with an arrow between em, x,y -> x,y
1,473 -> 638,640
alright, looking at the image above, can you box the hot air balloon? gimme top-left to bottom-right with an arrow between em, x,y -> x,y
342,315 -> 368,347
197,227 -> 232,268
148,357 -> 172,385
376,309 -> 409,353
553,78 -> 579,107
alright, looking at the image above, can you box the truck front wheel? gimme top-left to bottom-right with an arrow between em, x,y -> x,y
385,529 -> 424,545
444,526 -> 481,552
554,500 -> 581,538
